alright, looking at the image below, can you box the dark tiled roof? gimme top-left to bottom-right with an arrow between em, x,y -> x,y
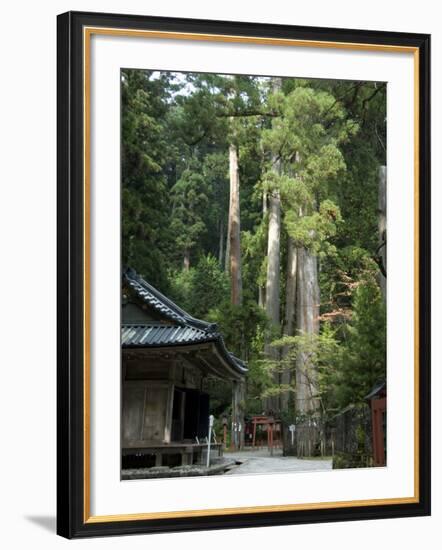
122,268 -> 247,376
122,324 -> 212,347
124,268 -> 216,332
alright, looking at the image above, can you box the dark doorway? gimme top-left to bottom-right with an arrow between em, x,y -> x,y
197,392 -> 209,439
171,388 -> 185,442
183,389 -> 200,440
182,389 -> 210,440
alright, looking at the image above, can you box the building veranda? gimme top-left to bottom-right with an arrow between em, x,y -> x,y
121,268 -> 247,477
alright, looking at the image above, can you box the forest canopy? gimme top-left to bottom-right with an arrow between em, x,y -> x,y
121,69 -> 387,439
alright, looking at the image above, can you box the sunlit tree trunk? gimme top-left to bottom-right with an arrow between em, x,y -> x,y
258,191 -> 268,308
281,236 -> 297,412
264,188 -> 282,414
228,143 -> 242,306
265,189 -> 281,333
264,77 -> 282,414
263,190 -> 268,215
225,210 -> 231,274
295,244 -> 320,456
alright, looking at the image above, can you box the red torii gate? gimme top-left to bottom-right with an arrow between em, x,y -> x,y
251,415 -> 280,452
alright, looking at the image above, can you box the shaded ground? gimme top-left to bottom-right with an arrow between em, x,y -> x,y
223,448 -> 332,475
122,458 -> 236,479
121,449 -> 333,480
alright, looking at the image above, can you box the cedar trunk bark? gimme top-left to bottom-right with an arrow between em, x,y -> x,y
228,143 -> 242,306
295,245 -> 320,456
225,211 -> 231,273
264,191 -> 281,413
264,77 -> 282,414
280,236 -> 297,412
258,190 -> 268,308
265,190 -> 281,332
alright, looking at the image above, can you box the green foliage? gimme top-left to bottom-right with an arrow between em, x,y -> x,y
121,70 -> 173,291
243,358 -> 274,415
334,276 -> 386,408
169,255 -> 229,318
284,199 -> 342,257
333,451 -> 372,469
170,167 -> 209,266
241,224 -> 268,296
199,153 -> 230,256
203,378 -> 233,417
262,322 -> 342,417
261,271 -> 386,417
204,297 -> 271,416
208,299 -> 268,362
121,69 -> 387,421
260,85 -> 352,261
261,86 -> 357,167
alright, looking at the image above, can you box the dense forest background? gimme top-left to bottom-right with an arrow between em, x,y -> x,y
121,70 -> 387,446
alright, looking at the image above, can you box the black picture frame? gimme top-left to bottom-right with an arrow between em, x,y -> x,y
57,10 -> 431,539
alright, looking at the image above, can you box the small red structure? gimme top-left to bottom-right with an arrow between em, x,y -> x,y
366,382 -> 387,466
248,416 -> 282,451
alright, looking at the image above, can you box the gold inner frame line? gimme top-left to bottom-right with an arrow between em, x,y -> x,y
82,26 -> 420,524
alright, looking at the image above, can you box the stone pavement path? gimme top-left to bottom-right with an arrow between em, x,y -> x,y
223,448 -> 332,475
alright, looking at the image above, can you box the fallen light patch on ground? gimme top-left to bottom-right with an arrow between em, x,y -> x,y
223,448 -> 333,475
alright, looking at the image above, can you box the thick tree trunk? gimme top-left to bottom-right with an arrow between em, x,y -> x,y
264,77 -> 282,414
284,238 -> 298,335
264,192 -> 281,414
263,189 -> 282,414
280,236 -> 297,412
228,143 -> 242,306
378,165 -> 387,302
258,190 -> 268,308
265,190 -> 281,330
225,211 -> 231,274
258,286 -> 266,309
295,245 -> 320,456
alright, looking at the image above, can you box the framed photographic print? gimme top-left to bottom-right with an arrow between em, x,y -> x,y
57,11 -> 431,538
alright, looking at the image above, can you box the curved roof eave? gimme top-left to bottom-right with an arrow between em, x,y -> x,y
121,268 -> 248,377
123,267 -> 218,332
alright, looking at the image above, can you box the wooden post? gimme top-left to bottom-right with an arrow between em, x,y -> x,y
371,397 -> 386,466
232,380 -> 245,450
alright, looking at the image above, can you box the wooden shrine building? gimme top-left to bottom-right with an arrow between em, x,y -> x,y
121,268 -> 247,469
